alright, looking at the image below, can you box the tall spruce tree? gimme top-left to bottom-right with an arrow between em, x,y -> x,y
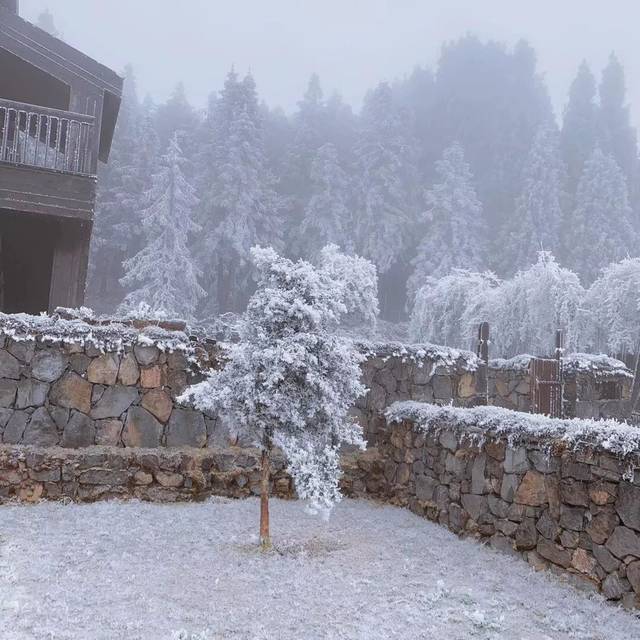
568,147 -> 635,283
502,122 -> 565,272
598,53 -> 638,195
300,143 -> 352,257
199,70 -> 283,314
408,142 -> 484,300
354,82 -> 415,318
89,65 -> 142,313
119,133 -> 205,319
561,61 -> 599,195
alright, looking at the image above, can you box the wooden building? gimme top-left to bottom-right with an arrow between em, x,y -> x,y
0,0 -> 122,313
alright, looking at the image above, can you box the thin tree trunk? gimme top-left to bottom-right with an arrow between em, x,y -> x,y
259,446 -> 271,550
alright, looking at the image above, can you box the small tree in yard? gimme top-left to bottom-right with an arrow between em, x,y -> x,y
180,246 -> 373,548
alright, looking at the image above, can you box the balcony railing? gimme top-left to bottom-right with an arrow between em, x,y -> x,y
0,98 -> 97,176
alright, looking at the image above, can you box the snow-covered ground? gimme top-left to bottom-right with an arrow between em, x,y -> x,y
1,498 -> 638,640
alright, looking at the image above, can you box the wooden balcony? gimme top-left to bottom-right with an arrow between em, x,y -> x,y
0,98 -> 98,220
0,98 -> 97,176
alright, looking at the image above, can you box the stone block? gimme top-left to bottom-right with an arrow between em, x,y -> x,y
123,407 -> 163,448
536,510 -> 559,540
448,502 -> 468,533
140,365 -> 163,389
500,473 -> 519,502
141,389 -> 173,423
536,538 -> 572,568
7,339 -> 35,363
87,353 -> 120,385
589,480 -> 617,506
488,495 -> 510,518
457,373 -> 475,399
22,407 -> 59,447
31,349 -> 67,382
571,548 -> 598,578
432,375 -> 453,400
528,450 -> 559,474
504,447 -> 529,474
515,517 -> 538,550
602,574 -> 630,600
62,412 -> 96,448
15,379 -> 48,409
415,475 -> 436,502
69,354 -> 91,375
134,345 -> 159,366
515,471 -> 547,506
118,352 -> 140,386
166,409 -> 206,448
3,410 -> 29,443
50,372 -> 92,414
616,482 -> 640,531
471,454 -> 487,494
627,560 -> 640,594
0,379 -> 17,407
559,505 -> 586,532
461,494 -> 488,521
586,508 -> 619,544
91,386 -> 139,420
593,544 -> 620,573
606,526 -> 640,559
560,479 -> 589,507
0,349 -> 21,379
156,471 -> 184,488
79,469 -> 129,485
95,420 -> 124,447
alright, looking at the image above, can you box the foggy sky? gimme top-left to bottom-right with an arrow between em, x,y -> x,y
19,0 -> 640,125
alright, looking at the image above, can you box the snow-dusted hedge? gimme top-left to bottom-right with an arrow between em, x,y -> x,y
0,312 -> 195,356
386,401 -> 640,458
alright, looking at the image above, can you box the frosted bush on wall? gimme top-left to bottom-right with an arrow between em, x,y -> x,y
180,245 -> 373,547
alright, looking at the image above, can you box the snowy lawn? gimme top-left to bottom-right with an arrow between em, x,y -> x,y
1,498 -> 639,640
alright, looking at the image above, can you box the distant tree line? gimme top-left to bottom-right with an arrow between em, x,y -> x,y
86,36 -> 640,323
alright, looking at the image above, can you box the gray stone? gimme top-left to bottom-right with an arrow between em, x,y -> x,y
536,510 -> 559,540
31,349 -> 67,382
536,538 -> 572,568
7,340 -> 35,363
432,375 -> 453,400
616,482 -> 640,532
91,386 -> 139,420
50,406 -> 70,431
123,407 -> 163,448
529,450 -> 559,474
586,508 -> 619,544
488,495 -> 510,518
448,502 -> 468,532
50,372 -> 92,414
15,379 -> 49,409
593,544 -> 620,573
626,560 -> 640,594
62,412 -> 96,448
504,447 -> 529,474
87,353 -> 120,385
461,494 -> 488,521
471,454 -> 487,494
606,526 -> 640,559
118,352 -> 140,385
489,533 -> 518,556
3,410 -> 28,443
22,407 -> 59,447
134,345 -> 159,366
79,469 -> 129,485
560,479 -> 589,507
0,408 -> 12,428
559,505 -> 585,532
500,473 -> 519,502
515,517 -> 538,550
95,419 -> 124,446
0,349 -> 21,379
438,429 -> 458,451
69,353 -> 91,375
602,574 -> 630,600
166,409 -> 206,448
0,379 -> 17,407
415,474 -> 436,503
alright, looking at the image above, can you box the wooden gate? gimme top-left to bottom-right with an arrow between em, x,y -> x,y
530,358 -> 562,417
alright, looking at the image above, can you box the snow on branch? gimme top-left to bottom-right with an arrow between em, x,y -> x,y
387,402 -> 640,458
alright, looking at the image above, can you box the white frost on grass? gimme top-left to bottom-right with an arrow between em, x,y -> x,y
387,402 -> 640,457
1,498 -> 638,639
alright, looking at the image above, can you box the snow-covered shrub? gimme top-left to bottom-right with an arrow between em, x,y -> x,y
584,257 -> 640,355
490,252 -> 585,357
180,246 -> 369,543
119,133 -> 206,319
409,269 -> 500,349
319,244 -> 379,333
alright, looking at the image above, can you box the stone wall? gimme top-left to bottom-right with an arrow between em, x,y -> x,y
378,404 -> 640,607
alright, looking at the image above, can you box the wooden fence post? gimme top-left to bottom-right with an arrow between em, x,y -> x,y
476,322 -> 490,405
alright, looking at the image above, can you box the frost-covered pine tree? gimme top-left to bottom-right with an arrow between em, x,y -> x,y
408,142 -> 484,299
585,257 -> 640,354
353,82 -> 414,274
180,246 -> 369,548
501,123 -> 565,272
199,71 -> 283,313
300,143 -> 352,257
409,270 -> 500,348
491,252 -> 585,357
119,133 -> 205,319
567,148 -> 635,283
319,244 -> 379,333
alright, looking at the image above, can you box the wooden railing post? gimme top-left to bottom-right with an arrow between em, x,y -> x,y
476,322 -> 490,406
